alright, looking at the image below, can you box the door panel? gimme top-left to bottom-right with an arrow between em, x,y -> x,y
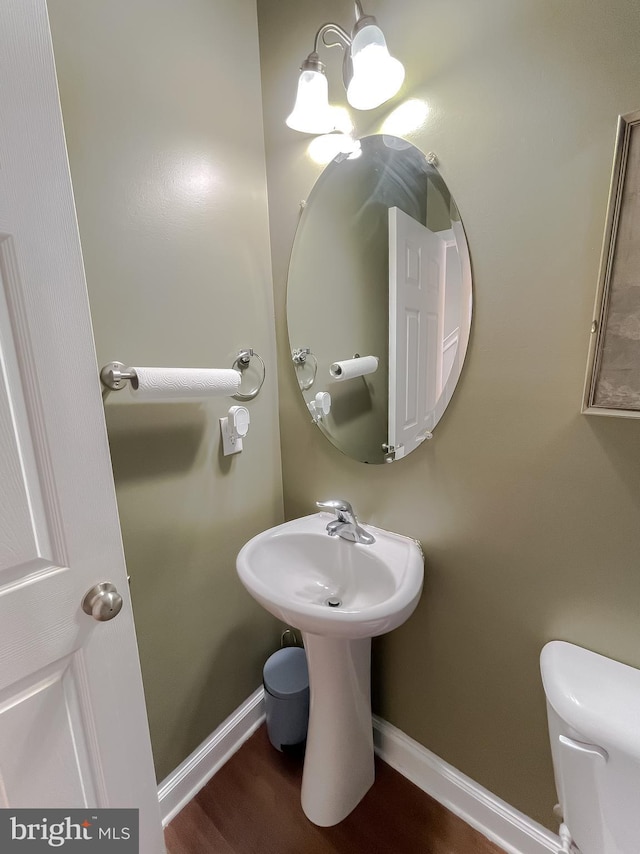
0,3 -> 164,849
0,655 -> 100,807
0,249 -> 52,573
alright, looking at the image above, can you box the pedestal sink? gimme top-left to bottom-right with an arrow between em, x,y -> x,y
236,512 -> 424,826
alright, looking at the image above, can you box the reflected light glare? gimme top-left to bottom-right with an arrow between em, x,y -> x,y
381,99 -> 430,136
331,106 -> 354,134
307,133 -> 360,166
176,157 -> 219,201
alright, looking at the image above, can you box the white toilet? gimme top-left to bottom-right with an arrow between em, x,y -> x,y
540,640 -> 640,854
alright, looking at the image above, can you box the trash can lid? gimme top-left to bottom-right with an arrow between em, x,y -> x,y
263,646 -> 309,700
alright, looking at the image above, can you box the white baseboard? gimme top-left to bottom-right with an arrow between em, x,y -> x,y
157,689 -> 561,854
373,715 -> 560,854
158,687 -> 265,826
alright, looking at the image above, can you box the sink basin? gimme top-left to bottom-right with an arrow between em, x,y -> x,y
236,512 -> 423,638
236,512 -> 424,827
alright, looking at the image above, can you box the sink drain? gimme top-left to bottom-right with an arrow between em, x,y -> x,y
325,597 -> 342,608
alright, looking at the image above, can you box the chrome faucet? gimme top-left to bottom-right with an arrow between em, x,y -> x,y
316,499 -> 375,545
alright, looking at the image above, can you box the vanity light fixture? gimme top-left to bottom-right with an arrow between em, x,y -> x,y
286,1 -> 405,134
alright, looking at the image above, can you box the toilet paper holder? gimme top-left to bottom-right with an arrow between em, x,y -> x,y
231,349 -> 266,401
100,361 -> 137,393
99,348 -> 266,400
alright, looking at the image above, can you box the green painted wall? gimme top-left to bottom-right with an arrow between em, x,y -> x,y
49,0 -> 284,782
257,0 -> 640,827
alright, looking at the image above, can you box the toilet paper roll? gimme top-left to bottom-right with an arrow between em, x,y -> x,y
329,356 -> 379,382
129,367 -> 241,401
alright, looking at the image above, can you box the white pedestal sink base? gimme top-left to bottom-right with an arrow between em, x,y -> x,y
300,633 -> 375,826
236,514 -> 424,824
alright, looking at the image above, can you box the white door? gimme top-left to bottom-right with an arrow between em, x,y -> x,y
0,3 -> 164,850
388,206 -> 446,458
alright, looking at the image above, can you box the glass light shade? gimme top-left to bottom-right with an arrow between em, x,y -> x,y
286,69 -> 337,134
346,24 -> 405,110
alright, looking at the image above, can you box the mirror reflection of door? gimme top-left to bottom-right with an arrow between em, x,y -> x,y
388,207 -> 446,458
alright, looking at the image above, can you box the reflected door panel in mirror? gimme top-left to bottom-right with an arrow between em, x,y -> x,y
287,135 -> 472,464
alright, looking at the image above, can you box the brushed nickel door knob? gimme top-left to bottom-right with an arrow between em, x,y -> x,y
82,582 -> 123,622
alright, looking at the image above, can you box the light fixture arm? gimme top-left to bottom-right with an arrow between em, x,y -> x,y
313,22 -> 351,54
306,23 -> 354,91
303,7 -> 387,75
301,22 -> 353,92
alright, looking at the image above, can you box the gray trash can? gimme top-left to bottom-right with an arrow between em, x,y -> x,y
263,646 -> 309,751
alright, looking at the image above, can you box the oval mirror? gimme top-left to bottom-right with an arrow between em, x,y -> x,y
287,134 -> 472,464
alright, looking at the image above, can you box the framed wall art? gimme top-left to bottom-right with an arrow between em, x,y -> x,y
584,109 -> 640,417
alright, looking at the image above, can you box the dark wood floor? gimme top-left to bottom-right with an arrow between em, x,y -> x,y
165,726 -> 505,854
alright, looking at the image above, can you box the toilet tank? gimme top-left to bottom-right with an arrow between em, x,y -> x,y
540,641 -> 640,854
